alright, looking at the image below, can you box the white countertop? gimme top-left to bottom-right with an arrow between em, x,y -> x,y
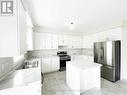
0,64 -> 42,95
0,57 -> 42,95
0,81 -> 41,95
67,60 -> 102,70
0,62 -> 41,90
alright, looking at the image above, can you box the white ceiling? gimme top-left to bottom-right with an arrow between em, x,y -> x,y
23,0 -> 127,35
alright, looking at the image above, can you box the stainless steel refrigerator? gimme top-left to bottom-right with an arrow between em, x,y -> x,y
94,40 -> 121,82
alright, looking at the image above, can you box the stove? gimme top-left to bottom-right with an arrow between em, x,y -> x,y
57,51 -> 71,71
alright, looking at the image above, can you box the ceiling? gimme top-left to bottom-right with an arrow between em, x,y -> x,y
23,0 -> 127,35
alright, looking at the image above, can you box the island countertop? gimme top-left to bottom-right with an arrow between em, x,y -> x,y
67,60 -> 102,70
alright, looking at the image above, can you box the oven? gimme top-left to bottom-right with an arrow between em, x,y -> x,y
57,51 -> 71,71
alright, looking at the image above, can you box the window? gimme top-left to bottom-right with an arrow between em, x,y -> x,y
13,55 -> 24,63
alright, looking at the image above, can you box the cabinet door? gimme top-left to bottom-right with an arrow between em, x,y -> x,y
75,36 -> 82,48
71,36 -> 76,48
34,32 -> 41,50
41,58 -> 51,73
45,33 -> 52,49
67,35 -> 74,48
72,36 -> 82,48
26,28 -> 33,50
34,32 -> 46,50
63,35 -> 70,46
58,34 -> 73,46
58,34 -> 64,45
52,34 -> 58,49
51,57 -> 60,71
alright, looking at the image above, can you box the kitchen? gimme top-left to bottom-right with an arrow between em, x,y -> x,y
0,0 -> 127,95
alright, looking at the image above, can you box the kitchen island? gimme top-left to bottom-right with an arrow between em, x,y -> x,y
66,60 -> 102,95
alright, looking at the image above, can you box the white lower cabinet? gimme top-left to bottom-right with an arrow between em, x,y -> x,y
42,57 -> 51,73
51,57 -> 60,71
41,57 -> 59,73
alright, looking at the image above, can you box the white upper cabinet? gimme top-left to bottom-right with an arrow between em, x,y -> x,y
26,27 -> 33,51
63,35 -> 71,46
58,34 -> 73,47
58,34 -> 65,45
57,34 -> 83,48
69,35 -> 83,48
72,36 -> 83,48
34,32 -> 83,50
34,32 -> 58,50
0,0 -> 26,57
26,12 -> 33,51
52,34 -> 58,49
45,33 -> 52,49
34,32 -> 46,50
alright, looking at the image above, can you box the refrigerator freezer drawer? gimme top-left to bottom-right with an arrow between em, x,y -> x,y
101,66 -> 115,82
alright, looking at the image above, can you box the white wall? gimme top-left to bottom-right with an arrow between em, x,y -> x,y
83,27 -> 123,79
83,27 -> 122,48
33,26 -> 84,36
122,21 -> 127,80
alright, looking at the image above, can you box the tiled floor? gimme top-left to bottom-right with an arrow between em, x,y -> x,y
42,71 -> 74,95
43,71 -> 127,95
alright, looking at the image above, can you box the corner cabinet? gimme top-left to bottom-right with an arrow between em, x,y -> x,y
0,0 -> 26,57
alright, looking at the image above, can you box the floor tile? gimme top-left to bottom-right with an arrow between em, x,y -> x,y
43,71 -> 127,95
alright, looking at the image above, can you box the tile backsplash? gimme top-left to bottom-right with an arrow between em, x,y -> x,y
27,48 -> 93,58
82,48 -> 93,56
27,49 -> 83,58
